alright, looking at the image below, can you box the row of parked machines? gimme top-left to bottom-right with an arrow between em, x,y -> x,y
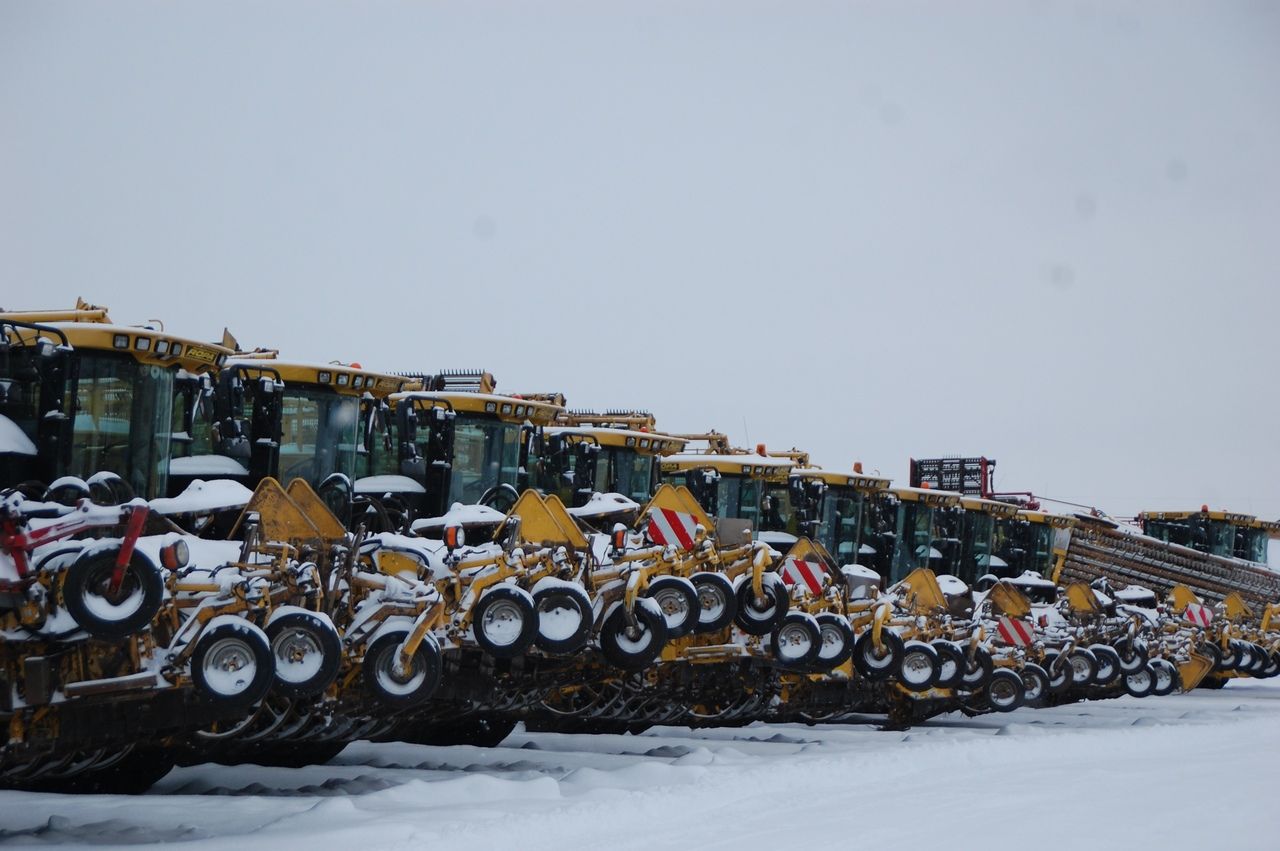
2,301 -> 1277,792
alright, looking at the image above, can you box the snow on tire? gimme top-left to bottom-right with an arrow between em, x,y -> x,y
190,617 -> 275,708
646,575 -> 700,639
531,581 -> 592,655
690,572 -> 736,633
264,608 -> 341,699
363,628 -> 442,709
472,585 -> 538,659
61,545 -> 164,639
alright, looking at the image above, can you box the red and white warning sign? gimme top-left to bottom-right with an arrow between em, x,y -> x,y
996,616 -> 1035,647
1184,604 -> 1213,628
779,557 -> 827,595
647,508 -> 699,550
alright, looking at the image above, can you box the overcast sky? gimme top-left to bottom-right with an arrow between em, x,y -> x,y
2,0 -> 1277,521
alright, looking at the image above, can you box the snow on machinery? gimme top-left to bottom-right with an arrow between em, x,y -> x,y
7,300 -> 1280,788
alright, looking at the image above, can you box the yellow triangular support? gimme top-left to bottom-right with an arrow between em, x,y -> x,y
500,490 -> 589,549
988,580 -> 1032,618
284,478 -> 348,543
1169,585 -> 1201,613
229,477 -> 320,543
638,483 -> 716,533
1065,582 -> 1100,615
897,567 -> 947,614
784,537 -> 837,572
1222,592 -> 1252,623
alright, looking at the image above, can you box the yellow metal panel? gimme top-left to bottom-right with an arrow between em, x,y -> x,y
284,478 -> 348,543
229,477 -> 321,543
501,490 -> 589,549
1065,582 -> 1100,614
987,580 -> 1032,618
897,568 -> 948,614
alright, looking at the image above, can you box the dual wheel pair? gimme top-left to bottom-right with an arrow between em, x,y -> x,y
1208,640 -> 1280,678
191,609 -> 343,709
851,632 -> 985,692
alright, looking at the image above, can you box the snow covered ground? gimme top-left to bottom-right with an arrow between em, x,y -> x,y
3,681 -> 1279,849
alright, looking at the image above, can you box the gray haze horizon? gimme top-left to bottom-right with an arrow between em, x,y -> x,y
2,1 -> 1277,525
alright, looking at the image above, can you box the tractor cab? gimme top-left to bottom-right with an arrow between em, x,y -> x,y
364,370 -> 563,534
539,410 -> 687,527
659,435 -> 795,547
0,301 -> 231,500
947,496 -> 1022,586
858,486 -> 965,585
787,465 -> 891,568
992,509 -> 1074,580
1138,509 -> 1277,565
180,357 -> 414,516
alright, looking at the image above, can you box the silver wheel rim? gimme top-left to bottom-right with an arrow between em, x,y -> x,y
653,587 -> 690,630
696,584 -> 728,624
818,624 -> 846,661
480,599 -> 526,647
374,643 -> 427,696
1071,656 -> 1091,682
272,628 -> 325,685
777,623 -> 814,661
901,651 -> 933,685
991,678 -> 1019,706
537,595 -> 584,643
203,637 -> 259,697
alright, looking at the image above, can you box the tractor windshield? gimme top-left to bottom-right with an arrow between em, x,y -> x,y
70,351 -> 175,498
1237,527 -> 1269,564
993,517 -> 1055,578
603,447 -> 655,504
713,474 -> 761,527
891,501 -> 935,582
759,481 -> 798,536
447,414 -> 524,505
957,510 -> 995,585
816,487 -> 865,565
277,386 -> 360,489
0,335 -> 52,486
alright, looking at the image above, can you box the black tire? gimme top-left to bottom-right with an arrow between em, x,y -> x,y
852,629 -> 904,680
363,629 -> 442,709
532,585 -> 592,654
646,576 -> 701,639
1232,640 -> 1254,674
1090,644 -> 1122,685
61,547 -> 164,639
600,602 -> 668,670
1042,652 -> 1073,694
1150,658 -> 1179,696
690,572 -> 736,633
1114,639 -> 1148,675
814,613 -> 855,669
1247,643 -> 1269,676
1123,663 -> 1156,698
898,641 -> 940,692
1068,648 -> 1099,687
1020,663 -> 1050,705
770,611 -> 822,669
1195,641 -> 1222,671
265,611 -> 342,699
472,586 -> 538,659
986,669 -> 1025,712
191,621 -> 275,709
932,640 -> 966,689
734,574 -> 789,636
1219,640 -> 1240,670
959,645 -> 995,690
1263,651 -> 1280,679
